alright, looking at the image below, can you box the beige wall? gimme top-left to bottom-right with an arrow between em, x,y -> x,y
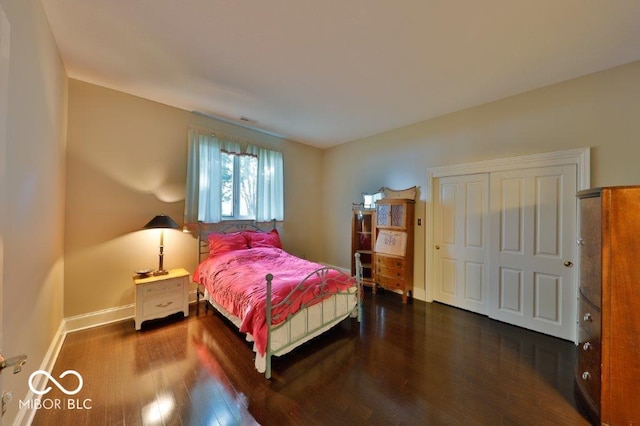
322,60 -> 640,299
1,0 -> 67,422
65,80 -> 324,317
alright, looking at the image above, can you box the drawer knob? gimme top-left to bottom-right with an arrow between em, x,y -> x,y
582,342 -> 592,351
583,312 -> 592,322
581,371 -> 591,381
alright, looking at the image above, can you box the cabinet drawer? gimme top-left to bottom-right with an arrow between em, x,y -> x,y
375,264 -> 404,278
376,255 -> 405,268
579,293 -> 601,339
143,279 -> 184,300
579,273 -> 601,308
142,291 -> 184,317
578,195 -> 601,307
577,330 -> 601,376
376,274 -> 405,291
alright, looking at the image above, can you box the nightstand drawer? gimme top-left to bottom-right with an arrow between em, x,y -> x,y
142,291 -> 185,318
143,279 -> 184,299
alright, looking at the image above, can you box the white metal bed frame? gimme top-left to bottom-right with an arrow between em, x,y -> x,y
195,220 -> 362,378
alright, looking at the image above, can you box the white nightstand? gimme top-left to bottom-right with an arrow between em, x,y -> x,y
133,268 -> 190,330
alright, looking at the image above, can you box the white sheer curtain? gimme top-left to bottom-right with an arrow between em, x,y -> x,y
185,127 -> 283,224
246,145 -> 284,222
185,129 -> 242,223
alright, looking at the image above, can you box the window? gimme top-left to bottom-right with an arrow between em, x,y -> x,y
185,129 -> 284,224
220,152 -> 257,219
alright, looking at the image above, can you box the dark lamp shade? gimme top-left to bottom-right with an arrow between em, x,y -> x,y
143,215 -> 180,230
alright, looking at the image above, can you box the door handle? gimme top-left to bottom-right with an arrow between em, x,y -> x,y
563,261 -> 573,267
435,245 -> 440,250
0,354 -> 27,374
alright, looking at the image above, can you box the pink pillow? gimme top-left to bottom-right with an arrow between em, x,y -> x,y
208,232 -> 249,256
244,229 -> 282,249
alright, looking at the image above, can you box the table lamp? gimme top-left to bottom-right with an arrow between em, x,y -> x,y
143,214 -> 180,275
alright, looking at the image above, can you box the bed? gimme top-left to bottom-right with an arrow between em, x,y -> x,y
193,221 -> 362,379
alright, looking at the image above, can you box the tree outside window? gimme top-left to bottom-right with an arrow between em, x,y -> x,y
221,152 -> 258,219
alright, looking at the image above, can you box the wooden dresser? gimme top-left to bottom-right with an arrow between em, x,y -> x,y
373,198 -> 415,303
576,187 -> 640,425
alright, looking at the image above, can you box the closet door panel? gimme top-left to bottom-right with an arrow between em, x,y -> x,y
489,165 -> 577,341
433,174 -> 489,314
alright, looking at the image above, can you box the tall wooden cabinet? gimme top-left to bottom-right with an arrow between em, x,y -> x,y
373,198 -> 415,303
576,187 -> 640,425
351,207 -> 375,286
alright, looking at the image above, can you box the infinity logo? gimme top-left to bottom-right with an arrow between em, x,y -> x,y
28,370 -> 84,396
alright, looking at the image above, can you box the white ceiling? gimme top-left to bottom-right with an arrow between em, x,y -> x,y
41,0 -> 640,148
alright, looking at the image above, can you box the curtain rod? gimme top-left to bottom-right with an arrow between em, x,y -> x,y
188,125 -> 283,154
191,111 -> 286,140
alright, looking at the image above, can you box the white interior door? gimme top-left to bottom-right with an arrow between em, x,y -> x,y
433,174 -> 489,315
488,165 -> 577,340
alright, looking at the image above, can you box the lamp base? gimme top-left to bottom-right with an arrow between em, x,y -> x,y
153,269 -> 169,276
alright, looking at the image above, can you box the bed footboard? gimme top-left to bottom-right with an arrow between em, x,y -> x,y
263,252 -> 362,379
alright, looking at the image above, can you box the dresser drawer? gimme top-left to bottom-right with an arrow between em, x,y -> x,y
578,292 -> 601,339
579,274 -> 601,308
375,263 -> 404,278
376,255 -> 405,268
376,274 -> 405,291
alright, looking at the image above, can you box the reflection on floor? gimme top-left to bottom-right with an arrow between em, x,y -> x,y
31,289 -> 589,425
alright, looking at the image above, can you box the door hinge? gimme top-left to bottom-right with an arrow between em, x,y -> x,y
2,392 -> 13,416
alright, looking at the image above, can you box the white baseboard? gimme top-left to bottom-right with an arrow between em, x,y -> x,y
412,286 -> 426,302
63,304 -> 135,334
63,289 -> 199,333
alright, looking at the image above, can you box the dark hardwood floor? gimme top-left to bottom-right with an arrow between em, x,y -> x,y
31,289 -> 590,425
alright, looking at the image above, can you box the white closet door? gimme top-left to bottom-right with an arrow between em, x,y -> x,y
488,165 -> 577,340
433,174 -> 489,315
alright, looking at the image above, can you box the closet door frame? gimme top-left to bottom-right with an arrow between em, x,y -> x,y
425,148 -> 590,341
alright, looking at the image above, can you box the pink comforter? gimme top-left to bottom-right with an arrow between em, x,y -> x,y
193,247 -> 354,356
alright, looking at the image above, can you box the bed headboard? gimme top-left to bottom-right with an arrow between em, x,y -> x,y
196,219 -> 277,263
